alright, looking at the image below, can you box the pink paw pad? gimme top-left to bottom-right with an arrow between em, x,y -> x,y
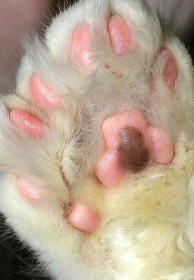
10,109 -> 46,138
163,49 -> 178,90
72,15 -> 131,66
16,177 -> 42,201
95,111 -> 174,188
108,15 -> 132,56
67,202 -> 101,234
16,177 -> 100,234
72,23 -> 92,66
31,74 -> 63,109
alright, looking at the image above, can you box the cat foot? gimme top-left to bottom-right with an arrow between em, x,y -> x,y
1,0 -> 193,279
9,14 -> 177,233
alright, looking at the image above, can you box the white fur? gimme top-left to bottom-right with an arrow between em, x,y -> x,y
0,0 -> 194,279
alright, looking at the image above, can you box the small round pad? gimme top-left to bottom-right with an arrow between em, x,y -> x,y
16,177 -> 42,201
67,202 -> 100,234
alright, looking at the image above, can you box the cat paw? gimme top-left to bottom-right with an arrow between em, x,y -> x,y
0,0 -> 194,279
9,10 -> 175,232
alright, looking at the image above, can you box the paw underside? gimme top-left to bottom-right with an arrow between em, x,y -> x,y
0,0 -> 194,279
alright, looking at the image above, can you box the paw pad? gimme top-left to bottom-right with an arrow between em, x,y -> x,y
67,202 -> 101,234
72,23 -> 92,66
16,177 -> 101,234
31,74 -> 63,109
163,49 -> 178,90
16,177 -> 43,201
72,15 -> 131,66
117,127 -> 150,172
108,15 -> 132,56
95,111 -> 174,188
10,109 -> 46,138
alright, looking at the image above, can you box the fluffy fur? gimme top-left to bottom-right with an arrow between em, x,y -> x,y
0,0 -> 194,279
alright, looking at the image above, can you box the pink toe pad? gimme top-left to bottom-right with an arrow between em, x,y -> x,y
163,49 -> 178,90
31,74 -> 63,109
72,24 -> 92,66
10,109 -> 46,138
108,15 -> 132,56
68,202 -> 100,234
16,177 -> 42,201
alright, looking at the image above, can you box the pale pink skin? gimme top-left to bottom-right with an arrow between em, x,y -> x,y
72,24 -> 93,67
162,48 -> 178,90
31,74 -> 64,109
108,15 -> 132,56
10,110 -> 46,138
67,202 -> 101,234
11,15 -> 177,234
16,177 -> 43,201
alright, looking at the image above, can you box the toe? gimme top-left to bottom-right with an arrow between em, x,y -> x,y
163,49 -> 178,91
31,74 -> 63,109
16,177 -> 42,201
108,15 -> 132,56
72,23 -> 92,67
10,110 -> 46,138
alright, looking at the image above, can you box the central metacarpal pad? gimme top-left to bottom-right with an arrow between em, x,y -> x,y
117,127 -> 150,172
95,110 -> 175,188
